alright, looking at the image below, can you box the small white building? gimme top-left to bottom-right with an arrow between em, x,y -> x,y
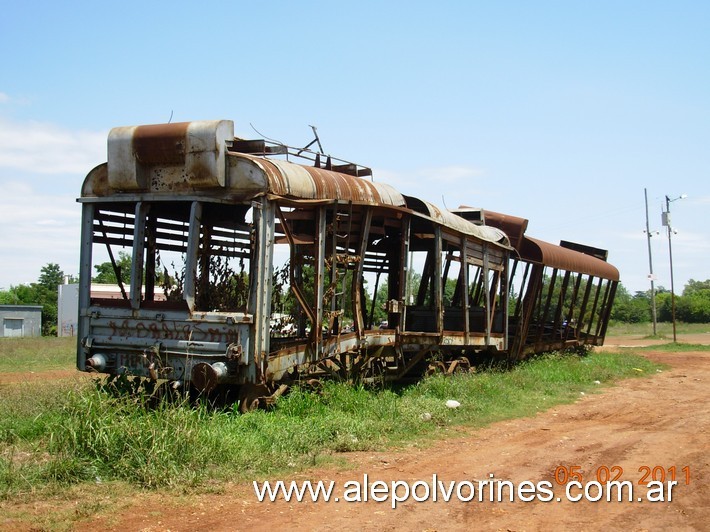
0,305 -> 43,337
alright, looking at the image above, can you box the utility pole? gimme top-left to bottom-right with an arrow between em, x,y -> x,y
644,188 -> 657,335
663,193 -> 687,343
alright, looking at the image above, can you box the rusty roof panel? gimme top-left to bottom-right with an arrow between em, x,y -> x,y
132,122 -> 190,165
228,153 -> 406,206
226,154 -> 510,247
522,236 -> 620,280
480,209 -> 529,250
407,197 -> 510,247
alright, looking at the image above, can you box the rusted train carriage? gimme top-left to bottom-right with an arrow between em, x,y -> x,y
77,120 -> 618,408
454,209 -> 619,359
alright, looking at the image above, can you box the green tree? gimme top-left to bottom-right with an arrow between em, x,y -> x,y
610,284 -> 651,323
92,251 -> 132,284
35,263 -> 64,335
38,263 -> 64,291
683,279 -> 710,295
677,279 -> 710,323
0,284 -> 35,305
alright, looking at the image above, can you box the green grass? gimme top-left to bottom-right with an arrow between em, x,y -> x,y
636,343 -> 710,352
606,321 -> 710,338
0,347 -> 662,503
0,336 -> 75,373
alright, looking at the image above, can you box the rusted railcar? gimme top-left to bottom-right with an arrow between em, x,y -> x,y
453,209 -> 619,359
77,120 -> 618,409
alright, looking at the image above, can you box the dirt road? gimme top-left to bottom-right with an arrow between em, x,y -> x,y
72,337 -> 708,531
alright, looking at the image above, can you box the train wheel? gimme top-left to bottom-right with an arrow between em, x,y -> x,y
425,361 -> 447,376
238,383 -> 270,413
447,357 -> 472,375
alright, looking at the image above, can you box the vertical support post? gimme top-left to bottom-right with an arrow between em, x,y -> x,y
330,204 -> 338,317
536,268 -> 557,343
249,197 -> 275,375
434,226 -> 443,335
77,203 -> 95,370
595,281 -> 612,338
501,251 -> 509,350
577,275 -> 594,341
585,277 -> 603,338
400,216 -> 411,331
512,263 -> 541,359
598,281 -> 617,341
352,208 -> 372,335
664,195 -> 677,343
130,202 -> 149,310
663,193 -> 686,342
563,273 -> 582,341
184,201 -> 203,312
482,243 -> 491,346
462,237 -> 470,344
313,205 -> 327,358
145,215 -> 156,302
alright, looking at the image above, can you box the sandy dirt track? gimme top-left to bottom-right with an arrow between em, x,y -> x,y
68,335 -> 709,532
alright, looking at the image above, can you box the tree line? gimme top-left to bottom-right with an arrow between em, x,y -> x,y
610,279 -> 710,324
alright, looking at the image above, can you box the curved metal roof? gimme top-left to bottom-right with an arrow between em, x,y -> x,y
229,153 -> 406,206
521,236 -> 619,281
405,197 -> 511,246
229,154 -> 509,247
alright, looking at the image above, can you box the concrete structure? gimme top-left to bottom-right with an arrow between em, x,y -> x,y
0,305 -> 43,337
58,284 -> 79,337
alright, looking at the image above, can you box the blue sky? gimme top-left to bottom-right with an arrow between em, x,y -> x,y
1,0 -> 708,293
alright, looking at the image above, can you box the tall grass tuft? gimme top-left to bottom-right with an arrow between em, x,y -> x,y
48,388 -> 222,488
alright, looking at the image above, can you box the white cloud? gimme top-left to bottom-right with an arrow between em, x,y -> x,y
0,116 -> 104,287
0,92 -> 9,104
0,180 -> 81,288
0,116 -> 106,175
0,111 -> 104,287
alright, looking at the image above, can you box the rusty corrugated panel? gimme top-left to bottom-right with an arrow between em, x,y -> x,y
481,209 -> 529,250
228,153 -> 407,206
407,197 -> 511,247
522,236 -> 620,280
